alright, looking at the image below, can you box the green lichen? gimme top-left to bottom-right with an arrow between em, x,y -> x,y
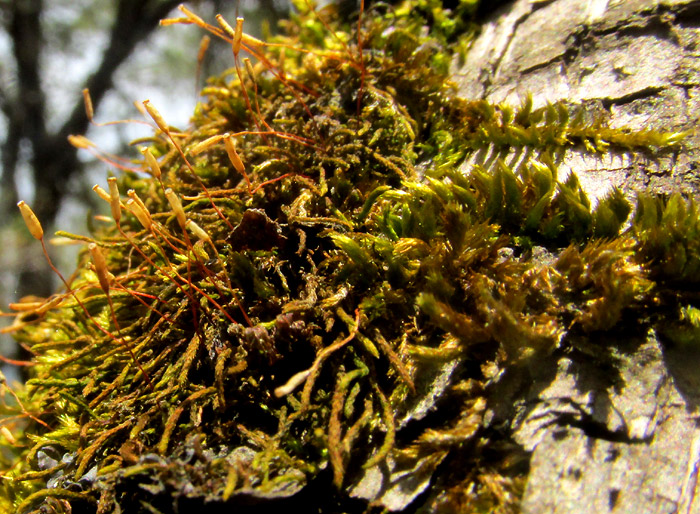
0,1 -> 696,513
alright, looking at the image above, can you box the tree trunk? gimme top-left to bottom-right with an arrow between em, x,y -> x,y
456,1 -> 700,512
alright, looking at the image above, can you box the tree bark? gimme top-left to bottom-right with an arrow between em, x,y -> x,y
455,1 -> 700,512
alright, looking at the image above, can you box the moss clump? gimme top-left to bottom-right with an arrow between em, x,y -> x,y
0,1 -> 697,513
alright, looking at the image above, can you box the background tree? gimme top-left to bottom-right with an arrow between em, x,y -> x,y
2,0 -> 177,298
0,0 -> 288,367
0,0 -> 288,300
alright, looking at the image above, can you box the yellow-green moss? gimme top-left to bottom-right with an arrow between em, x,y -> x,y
0,1 -> 696,513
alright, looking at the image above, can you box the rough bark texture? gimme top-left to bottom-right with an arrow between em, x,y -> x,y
455,1 -> 700,512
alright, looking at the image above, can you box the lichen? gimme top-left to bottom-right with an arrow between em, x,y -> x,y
0,1 -> 697,513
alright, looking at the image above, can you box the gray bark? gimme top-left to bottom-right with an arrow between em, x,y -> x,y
455,1 -> 700,512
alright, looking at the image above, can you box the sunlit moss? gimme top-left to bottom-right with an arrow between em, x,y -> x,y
0,1 -> 697,513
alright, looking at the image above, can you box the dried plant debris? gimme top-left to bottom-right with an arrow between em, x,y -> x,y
0,1 -> 696,513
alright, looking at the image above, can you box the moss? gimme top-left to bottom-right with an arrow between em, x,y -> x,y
0,1 -> 696,513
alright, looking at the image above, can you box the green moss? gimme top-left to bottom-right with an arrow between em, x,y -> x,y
0,1 -> 696,513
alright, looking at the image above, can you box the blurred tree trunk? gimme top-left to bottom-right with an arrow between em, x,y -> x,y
1,0 -> 182,300
0,0 -> 289,303
452,1 -> 700,512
